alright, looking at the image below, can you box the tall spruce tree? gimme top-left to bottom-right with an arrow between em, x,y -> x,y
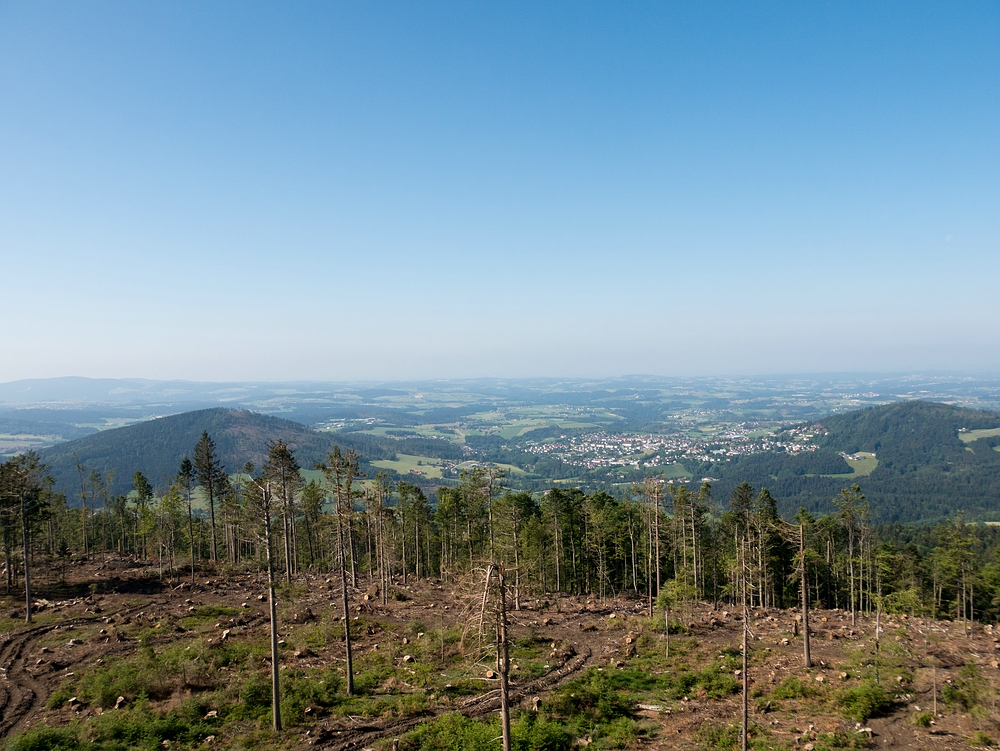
320,446 -> 363,695
194,431 -> 224,563
0,451 -> 51,623
132,471 -> 154,559
178,457 -> 197,584
263,440 -> 302,582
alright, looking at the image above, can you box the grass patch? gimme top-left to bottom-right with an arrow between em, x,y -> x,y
770,675 -> 817,701
79,648 -> 176,707
943,663 -> 989,711
45,679 -> 76,710
371,454 -> 444,479
843,452 -> 878,477
544,668 -> 644,746
959,428 -> 1000,444
399,712 -> 500,750
189,604 -> 240,619
666,665 -> 740,700
694,722 -> 786,751
969,730 -> 995,747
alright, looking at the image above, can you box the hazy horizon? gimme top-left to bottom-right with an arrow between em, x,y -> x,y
6,370 -> 1000,386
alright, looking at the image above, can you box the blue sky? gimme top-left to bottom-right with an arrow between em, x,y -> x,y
1,2 -> 997,381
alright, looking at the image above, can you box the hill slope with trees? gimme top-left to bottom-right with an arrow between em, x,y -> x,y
686,400 -> 1000,523
36,408 -> 462,497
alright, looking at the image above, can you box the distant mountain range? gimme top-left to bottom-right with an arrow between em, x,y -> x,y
36,408 -> 462,497
693,401 -> 1000,523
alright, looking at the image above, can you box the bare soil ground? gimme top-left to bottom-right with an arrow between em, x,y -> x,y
1,559 -> 997,750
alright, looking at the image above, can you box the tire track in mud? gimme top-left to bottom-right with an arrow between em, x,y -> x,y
0,598 -> 169,738
317,645 -> 593,751
0,623 -> 58,738
0,585 -> 281,741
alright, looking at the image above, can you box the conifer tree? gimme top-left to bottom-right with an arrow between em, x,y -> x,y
178,457 -> 196,583
194,431 -> 224,563
0,452 -> 51,623
320,446 -> 364,695
132,471 -> 154,559
263,440 -> 302,582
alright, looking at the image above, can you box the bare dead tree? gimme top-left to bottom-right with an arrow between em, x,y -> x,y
474,562 -> 512,751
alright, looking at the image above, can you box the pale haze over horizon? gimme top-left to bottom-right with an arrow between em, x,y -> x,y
2,3 -> 997,382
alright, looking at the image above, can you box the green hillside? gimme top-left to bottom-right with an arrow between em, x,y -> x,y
685,401 -> 1000,523
816,400 -> 1000,472
36,408 -> 461,498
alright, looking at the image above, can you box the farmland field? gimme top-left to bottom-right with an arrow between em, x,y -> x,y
960,427 -> 1000,443
372,453 -> 445,479
844,451 -> 879,476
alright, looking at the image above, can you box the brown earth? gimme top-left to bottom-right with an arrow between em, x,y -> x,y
0,559 -> 997,750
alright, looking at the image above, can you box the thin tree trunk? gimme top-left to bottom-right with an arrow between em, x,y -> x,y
849,533 -> 856,626
339,509 -> 354,695
497,565 -> 511,751
262,483 -> 282,733
188,493 -> 196,586
665,604 -> 670,659
742,536 -> 749,751
208,486 -> 218,563
21,492 -> 32,624
801,523 -> 811,668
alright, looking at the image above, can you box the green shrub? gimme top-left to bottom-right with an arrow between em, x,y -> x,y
281,669 -> 342,724
696,667 -> 740,699
209,640 -> 252,669
5,727 -> 80,751
592,716 -> 638,749
913,712 -> 934,728
665,666 -> 739,700
190,604 -> 239,618
78,654 -> 172,708
511,713 -> 573,751
400,712 -> 500,750
546,670 -> 635,731
86,704 -> 214,749
771,676 -> 813,700
837,680 -> 892,722
239,673 -> 272,711
944,664 -> 987,711
45,680 -> 75,710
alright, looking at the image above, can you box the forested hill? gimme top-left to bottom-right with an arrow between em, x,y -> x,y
816,400 -> 1000,471
36,408 -> 460,498
687,400 -> 1000,524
